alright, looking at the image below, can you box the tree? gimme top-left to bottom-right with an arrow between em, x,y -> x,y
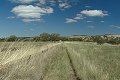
0,38 -> 5,42
107,37 -> 120,45
7,35 -> 17,42
33,36 -> 40,42
96,39 -> 105,45
40,33 -> 51,41
93,36 -> 105,45
59,36 -> 69,41
50,33 -> 60,41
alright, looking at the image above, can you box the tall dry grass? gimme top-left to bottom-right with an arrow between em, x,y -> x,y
65,42 -> 120,80
0,42 -> 61,80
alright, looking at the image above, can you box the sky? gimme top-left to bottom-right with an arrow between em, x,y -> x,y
0,0 -> 120,37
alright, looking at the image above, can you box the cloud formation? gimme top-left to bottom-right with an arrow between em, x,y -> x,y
7,16 -> 15,19
66,14 -> 85,23
87,21 -> 93,23
11,5 -> 53,22
100,21 -> 105,23
81,10 -> 108,17
66,18 -> 77,23
22,19 -> 41,22
66,10 -> 108,23
110,25 -> 120,29
11,0 -> 72,9
10,0 -> 109,23
59,2 -> 71,10
12,0 -> 35,3
74,14 -> 85,20
10,0 -> 72,22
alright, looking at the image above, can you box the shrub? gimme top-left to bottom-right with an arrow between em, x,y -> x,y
7,35 -> 17,42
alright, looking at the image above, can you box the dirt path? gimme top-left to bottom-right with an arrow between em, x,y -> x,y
65,46 -> 81,80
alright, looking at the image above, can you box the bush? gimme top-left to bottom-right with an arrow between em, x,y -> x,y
7,35 -> 18,42
39,33 -> 51,41
96,39 -> 105,45
107,38 -> 120,45
50,33 -> 60,41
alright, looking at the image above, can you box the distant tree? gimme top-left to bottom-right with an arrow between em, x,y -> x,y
93,36 -> 105,45
103,35 -> 108,39
96,39 -> 105,45
0,38 -> 6,42
33,36 -> 40,42
88,36 -> 95,42
59,36 -> 69,41
68,37 -> 83,41
83,36 -> 92,42
7,35 -> 17,42
40,33 -> 51,41
107,37 -> 120,45
50,33 -> 60,41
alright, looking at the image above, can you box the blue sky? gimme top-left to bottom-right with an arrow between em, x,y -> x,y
0,0 -> 120,37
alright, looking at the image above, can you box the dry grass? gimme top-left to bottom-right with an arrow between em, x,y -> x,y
0,42 -> 120,80
65,42 -> 120,80
0,42 -> 61,80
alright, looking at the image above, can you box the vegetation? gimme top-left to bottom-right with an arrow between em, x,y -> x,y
6,35 -> 18,42
0,33 -> 120,45
0,42 -> 120,80
65,42 -> 120,80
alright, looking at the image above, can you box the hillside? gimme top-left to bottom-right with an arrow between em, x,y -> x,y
0,42 -> 120,80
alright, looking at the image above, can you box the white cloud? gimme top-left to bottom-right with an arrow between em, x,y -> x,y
59,2 -> 71,10
11,0 -> 72,10
74,16 -> 81,20
38,0 -> 56,5
74,14 -> 85,20
66,14 -> 85,23
11,5 -> 53,22
100,21 -> 105,22
35,0 -> 57,7
85,6 -> 91,8
87,21 -> 93,23
38,0 -> 47,4
65,9 -> 108,23
81,10 -> 108,17
66,18 -> 77,23
110,25 -> 120,29
10,0 -> 72,22
12,0 -> 35,3
22,19 -> 41,22
7,16 -> 15,19
11,0 -> 55,4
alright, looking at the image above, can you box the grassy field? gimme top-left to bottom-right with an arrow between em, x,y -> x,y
65,42 -> 120,80
0,42 -> 120,80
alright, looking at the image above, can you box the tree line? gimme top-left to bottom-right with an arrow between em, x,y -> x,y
0,33 -> 120,45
